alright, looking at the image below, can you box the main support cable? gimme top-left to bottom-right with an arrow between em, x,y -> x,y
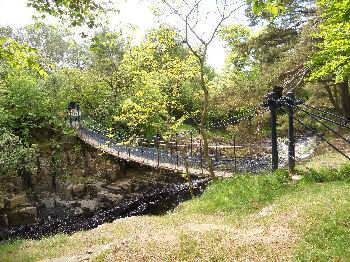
295,117 -> 350,160
209,103 -> 266,129
297,109 -> 350,145
295,105 -> 350,131
302,104 -> 350,124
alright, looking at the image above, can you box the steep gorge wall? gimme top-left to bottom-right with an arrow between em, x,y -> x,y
0,136 -> 130,229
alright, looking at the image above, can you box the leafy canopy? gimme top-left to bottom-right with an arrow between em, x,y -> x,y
308,0 -> 350,83
27,0 -> 113,28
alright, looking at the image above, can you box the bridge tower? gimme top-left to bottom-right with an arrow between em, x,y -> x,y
67,102 -> 81,129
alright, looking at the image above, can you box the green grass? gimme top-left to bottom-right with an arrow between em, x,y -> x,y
0,234 -> 72,262
295,205 -> 350,261
1,157 -> 350,261
179,169 -> 291,216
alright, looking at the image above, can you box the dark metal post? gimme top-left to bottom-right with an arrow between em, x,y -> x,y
267,86 -> 282,170
77,104 -> 81,123
270,97 -> 278,170
69,110 -> 72,127
287,92 -> 296,173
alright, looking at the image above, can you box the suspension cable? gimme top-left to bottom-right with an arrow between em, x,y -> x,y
289,103 -> 350,131
209,104 -> 267,129
295,117 -> 350,160
297,111 -> 350,145
302,104 -> 350,123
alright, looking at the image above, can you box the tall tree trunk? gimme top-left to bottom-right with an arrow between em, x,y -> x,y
199,63 -> 215,179
324,85 -> 341,114
338,80 -> 350,119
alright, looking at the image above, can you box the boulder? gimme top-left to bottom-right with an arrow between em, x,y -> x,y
80,199 -> 98,212
104,184 -> 123,194
109,172 -> 118,182
74,207 -> 84,215
38,166 -> 50,177
6,194 -> 27,209
63,184 -> 73,200
8,206 -> 38,226
97,191 -> 123,206
41,198 -> 55,209
72,184 -> 85,198
85,184 -> 99,198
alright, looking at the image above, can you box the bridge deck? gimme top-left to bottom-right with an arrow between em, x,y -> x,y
77,127 -> 234,177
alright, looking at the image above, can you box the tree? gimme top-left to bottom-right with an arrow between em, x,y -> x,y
27,0 -> 114,28
308,0 -> 350,118
89,29 -> 128,103
156,0 -> 242,178
113,27 -> 200,137
246,0 -> 316,28
20,23 -> 71,67
0,36 -> 45,77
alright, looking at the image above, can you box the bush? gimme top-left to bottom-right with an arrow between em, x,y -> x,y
0,129 -> 37,177
303,164 -> 350,183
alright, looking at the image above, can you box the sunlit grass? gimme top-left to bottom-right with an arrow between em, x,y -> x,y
177,169 -> 292,216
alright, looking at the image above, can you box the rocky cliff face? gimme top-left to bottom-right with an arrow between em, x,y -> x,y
0,138 -> 125,230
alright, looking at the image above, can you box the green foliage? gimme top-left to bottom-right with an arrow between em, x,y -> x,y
220,25 -> 252,69
308,0 -> 350,83
246,0 -> 315,28
90,30 -> 125,74
0,37 -> 46,77
0,70 -> 56,139
27,0 -> 113,28
0,129 -> 37,176
249,0 -> 286,16
112,27 -> 201,137
302,163 -> 350,183
20,23 -> 71,67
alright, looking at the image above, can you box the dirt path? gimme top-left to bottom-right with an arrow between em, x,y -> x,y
41,202 -> 302,262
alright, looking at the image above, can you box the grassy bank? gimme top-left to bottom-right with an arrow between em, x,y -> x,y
1,154 -> 350,261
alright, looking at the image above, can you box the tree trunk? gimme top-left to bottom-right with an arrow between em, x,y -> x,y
338,80 -> 350,119
324,85 -> 341,114
199,63 -> 215,179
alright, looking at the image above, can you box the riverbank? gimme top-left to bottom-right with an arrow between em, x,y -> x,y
1,152 -> 350,261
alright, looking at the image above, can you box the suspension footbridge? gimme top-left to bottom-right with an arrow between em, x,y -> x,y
68,88 -> 350,177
